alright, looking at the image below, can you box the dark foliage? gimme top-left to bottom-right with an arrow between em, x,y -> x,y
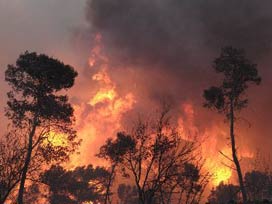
41,165 -> 109,204
5,51 -> 77,126
97,132 -> 136,163
203,46 -> 261,115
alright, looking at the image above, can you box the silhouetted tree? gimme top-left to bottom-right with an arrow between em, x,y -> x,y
97,132 -> 136,204
100,107 -> 198,204
41,164 -> 109,204
208,182 -> 240,204
5,51 -> 79,204
203,46 -> 261,204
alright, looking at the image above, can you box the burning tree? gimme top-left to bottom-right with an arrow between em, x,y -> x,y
99,107 -> 208,204
4,51 -> 79,204
203,46 -> 261,204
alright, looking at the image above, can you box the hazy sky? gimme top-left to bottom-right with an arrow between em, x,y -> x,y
0,0 -> 87,120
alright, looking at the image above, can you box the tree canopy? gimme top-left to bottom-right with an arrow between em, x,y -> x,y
204,46 -> 261,115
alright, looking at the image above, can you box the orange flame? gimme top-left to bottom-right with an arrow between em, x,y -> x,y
70,34 -> 136,167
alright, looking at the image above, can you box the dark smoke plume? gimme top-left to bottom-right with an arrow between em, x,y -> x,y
86,0 -> 272,68
84,0 -> 272,154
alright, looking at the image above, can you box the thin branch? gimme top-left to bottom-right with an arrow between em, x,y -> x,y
219,150 -> 234,162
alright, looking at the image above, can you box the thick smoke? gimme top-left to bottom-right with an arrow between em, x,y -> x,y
86,0 -> 272,68
84,0 -> 272,154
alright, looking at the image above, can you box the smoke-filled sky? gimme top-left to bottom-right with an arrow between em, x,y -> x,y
83,0 -> 272,158
0,0 -> 272,167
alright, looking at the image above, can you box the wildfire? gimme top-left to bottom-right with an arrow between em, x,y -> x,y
72,34 -> 254,188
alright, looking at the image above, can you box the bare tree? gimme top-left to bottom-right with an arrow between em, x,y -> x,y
203,46 -> 261,204
99,107 -> 199,204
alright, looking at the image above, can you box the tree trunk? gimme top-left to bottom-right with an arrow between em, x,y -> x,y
137,188 -> 145,204
104,163 -> 116,204
230,100 -> 247,204
17,121 -> 37,204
